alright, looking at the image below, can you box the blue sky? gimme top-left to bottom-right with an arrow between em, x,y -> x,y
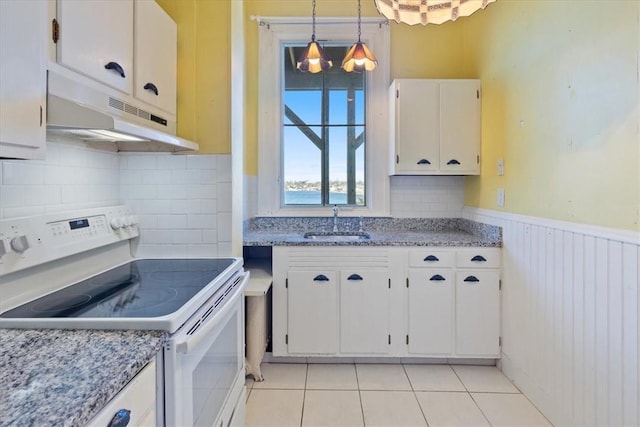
283,90 -> 365,182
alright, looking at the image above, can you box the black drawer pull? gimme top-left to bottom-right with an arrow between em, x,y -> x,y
143,82 -> 159,95
446,159 -> 461,165
417,158 -> 431,165
464,275 -> 480,283
423,255 -> 439,262
471,255 -> 487,262
429,274 -> 446,281
313,274 -> 330,282
105,61 -> 126,78
347,274 -> 363,281
108,409 -> 131,427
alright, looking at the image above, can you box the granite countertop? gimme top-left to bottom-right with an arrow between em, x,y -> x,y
0,329 -> 168,427
244,217 -> 502,247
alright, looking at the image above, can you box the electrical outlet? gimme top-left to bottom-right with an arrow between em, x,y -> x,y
497,188 -> 505,207
497,159 -> 504,176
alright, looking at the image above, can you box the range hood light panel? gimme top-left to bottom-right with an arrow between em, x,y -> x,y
89,129 -> 149,142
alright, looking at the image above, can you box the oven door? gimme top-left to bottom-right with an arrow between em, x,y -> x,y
164,272 -> 248,427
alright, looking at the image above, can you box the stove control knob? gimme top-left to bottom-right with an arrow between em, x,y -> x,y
126,216 -> 137,226
10,235 -> 29,253
110,218 -> 123,230
124,216 -> 134,227
0,239 -> 7,258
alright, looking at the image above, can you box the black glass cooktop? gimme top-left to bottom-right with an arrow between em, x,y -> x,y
1,259 -> 236,319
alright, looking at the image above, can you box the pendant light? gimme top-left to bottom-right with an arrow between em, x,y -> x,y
297,0 -> 332,73
342,0 -> 377,73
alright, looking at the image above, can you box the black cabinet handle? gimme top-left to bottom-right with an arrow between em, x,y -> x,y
417,159 -> 431,165
471,255 -> 487,262
313,274 -> 330,282
464,275 -> 480,283
108,409 -> 131,427
105,61 -> 126,78
446,159 -> 461,165
423,255 -> 439,262
144,82 -> 159,96
347,274 -> 363,281
429,274 -> 446,281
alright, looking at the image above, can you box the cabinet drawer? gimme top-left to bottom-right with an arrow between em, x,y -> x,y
86,359 -> 156,427
456,249 -> 500,269
409,250 -> 454,268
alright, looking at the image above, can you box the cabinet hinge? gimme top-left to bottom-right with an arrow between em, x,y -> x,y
286,334 -> 288,344
499,336 -> 502,347
285,278 -> 288,289
396,154 -> 399,164
406,335 -> 409,345
499,279 -> 502,290
477,89 -> 480,99
406,277 -> 409,288
388,278 -> 391,289
388,334 -> 391,345
52,18 -> 59,43
39,106 -> 43,127
396,89 -> 399,98
477,155 -> 480,164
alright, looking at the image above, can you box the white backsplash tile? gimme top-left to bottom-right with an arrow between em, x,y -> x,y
187,155 -> 217,170
1,140 -> 232,253
119,152 -> 230,256
156,154 -> 187,170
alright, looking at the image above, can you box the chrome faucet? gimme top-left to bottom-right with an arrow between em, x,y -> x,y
332,205 -> 339,232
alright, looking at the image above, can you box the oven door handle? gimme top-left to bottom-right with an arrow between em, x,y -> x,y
175,272 -> 249,355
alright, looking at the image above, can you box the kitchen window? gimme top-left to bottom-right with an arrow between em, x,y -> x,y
283,45 -> 366,206
257,18 -> 390,216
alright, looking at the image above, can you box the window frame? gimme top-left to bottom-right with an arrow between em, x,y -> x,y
257,18 -> 390,217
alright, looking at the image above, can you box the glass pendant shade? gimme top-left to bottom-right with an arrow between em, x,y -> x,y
342,41 -> 377,72
342,0 -> 377,73
297,38 -> 333,73
297,0 -> 332,73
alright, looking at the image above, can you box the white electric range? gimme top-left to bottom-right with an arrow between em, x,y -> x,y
0,205 -> 248,427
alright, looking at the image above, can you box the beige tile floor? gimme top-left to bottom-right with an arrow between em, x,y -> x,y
245,363 -> 553,427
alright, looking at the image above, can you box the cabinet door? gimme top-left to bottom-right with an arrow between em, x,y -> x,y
455,271 -> 500,356
0,0 -> 46,159
407,269 -> 454,355
439,81 -> 480,173
393,80 -> 439,173
134,0 -> 177,115
340,270 -> 390,354
287,271 -> 338,354
57,0 -> 134,94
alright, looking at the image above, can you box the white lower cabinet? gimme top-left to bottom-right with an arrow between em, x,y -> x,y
287,270 -> 339,354
407,269 -> 454,355
455,270 -> 500,356
340,270 -> 390,354
273,246 -> 500,359
86,359 -> 157,427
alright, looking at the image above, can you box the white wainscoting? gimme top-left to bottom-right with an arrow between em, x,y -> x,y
464,207 -> 639,427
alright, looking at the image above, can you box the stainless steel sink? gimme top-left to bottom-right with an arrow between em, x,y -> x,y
303,231 -> 371,241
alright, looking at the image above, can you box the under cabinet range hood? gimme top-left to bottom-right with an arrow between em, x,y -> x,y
46,70 -> 199,153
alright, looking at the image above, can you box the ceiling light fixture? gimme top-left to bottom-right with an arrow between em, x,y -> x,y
374,0 -> 496,26
297,0 -> 332,73
342,0 -> 378,73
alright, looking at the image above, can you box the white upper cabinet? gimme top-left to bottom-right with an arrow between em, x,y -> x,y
390,79 -> 481,175
134,0 -> 177,115
56,0 -> 134,95
0,0 -> 47,159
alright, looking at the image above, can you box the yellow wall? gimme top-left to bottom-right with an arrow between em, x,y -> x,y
462,0 -> 639,231
160,0 -> 639,231
157,0 -> 230,154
